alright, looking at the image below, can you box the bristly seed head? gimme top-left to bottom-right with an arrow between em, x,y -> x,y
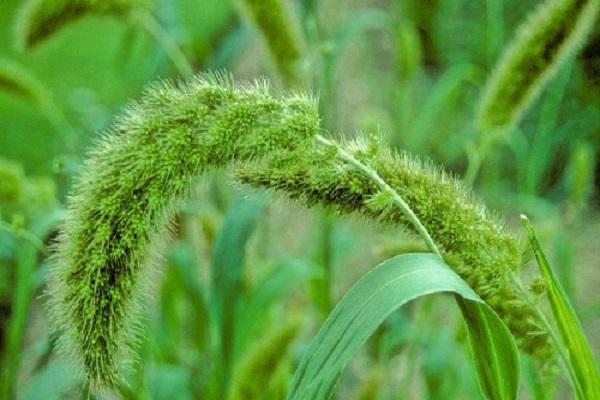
47,73 -> 319,391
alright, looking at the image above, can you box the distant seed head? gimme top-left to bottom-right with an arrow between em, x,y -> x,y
239,0 -> 306,87
228,319 -> 300,400
0,159 -> 26,205
0,58 -> 47,106
477,0 -> 600,131
15,0 -> 151,49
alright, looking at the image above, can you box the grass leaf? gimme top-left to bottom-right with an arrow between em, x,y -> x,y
287,252 -> 520,400
210,194 -> 265,386
521,215 -> 600,400
233,259 -> 317,361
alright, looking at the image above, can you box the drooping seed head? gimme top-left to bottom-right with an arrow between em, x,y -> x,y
48,73 -> 319,391
0,58 -> 48,107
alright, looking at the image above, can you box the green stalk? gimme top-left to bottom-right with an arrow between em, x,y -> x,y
311,210 -> 333,317
131,10 -> 193,77
0,238 -> 37,399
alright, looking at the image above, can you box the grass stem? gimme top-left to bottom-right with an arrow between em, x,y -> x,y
315,134 -> 442,257
132,10 -> 194,77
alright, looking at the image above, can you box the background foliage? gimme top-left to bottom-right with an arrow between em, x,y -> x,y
0,0 -> 599,398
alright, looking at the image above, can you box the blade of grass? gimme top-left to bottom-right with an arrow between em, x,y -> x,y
234,259 -> 317,361
520,215 -> 600,400
523,61 -> 574,195
287,253 -> 520,400
130,9 -> 194,77
210,194 -> 265,393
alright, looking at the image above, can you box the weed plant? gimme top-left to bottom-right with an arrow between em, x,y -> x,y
0,0 -> 599,399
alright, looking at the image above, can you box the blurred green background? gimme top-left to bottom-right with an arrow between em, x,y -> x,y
0,0 -> 599,398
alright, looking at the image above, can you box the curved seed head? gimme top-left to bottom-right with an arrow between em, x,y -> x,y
47,73 -> 319,391
0,58 -> 48,106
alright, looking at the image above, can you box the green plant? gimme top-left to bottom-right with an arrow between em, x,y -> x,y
48,71 -> 561,398
13,0 -> 595,398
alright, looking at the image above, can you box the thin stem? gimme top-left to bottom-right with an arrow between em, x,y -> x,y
41,97 -> 78,151
0,238 -> 38,398
132,10 -> 194,77
464,141 -> 483,186
315,134 -> 442,258
0,221 -> 47,253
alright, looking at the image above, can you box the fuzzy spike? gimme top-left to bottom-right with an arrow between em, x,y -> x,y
48,73 -> 319,391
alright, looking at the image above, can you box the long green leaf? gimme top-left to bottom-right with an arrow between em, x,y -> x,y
457,298 -> 520,400
521,215 -> 600,400
287,253 -> 520,400
233,259 -> 317,361
210,194 -> 265,387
